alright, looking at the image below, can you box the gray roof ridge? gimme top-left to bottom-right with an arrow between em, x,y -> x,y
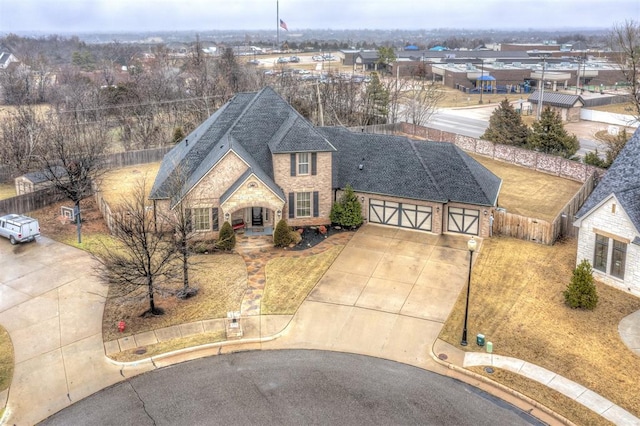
456,147 -> 501,206
267,111 -> 299,152
409,139 -> 444,198
219,88 -> 268,148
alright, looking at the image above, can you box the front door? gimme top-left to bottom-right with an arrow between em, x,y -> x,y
252,207 -> 263,226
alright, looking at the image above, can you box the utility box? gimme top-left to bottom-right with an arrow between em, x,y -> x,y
476,334 -> 485,347
486,342 -> 493,353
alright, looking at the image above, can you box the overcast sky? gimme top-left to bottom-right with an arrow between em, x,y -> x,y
0,0 -> 637,34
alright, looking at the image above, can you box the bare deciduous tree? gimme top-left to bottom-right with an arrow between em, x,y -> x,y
402,81 -> 445,130
609,19 -> 640,123
38,112 -> 110,243
0,105 -> 45,176
95,179 -> 178,316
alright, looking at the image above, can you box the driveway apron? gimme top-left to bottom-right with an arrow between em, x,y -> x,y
266,224 -> 476,370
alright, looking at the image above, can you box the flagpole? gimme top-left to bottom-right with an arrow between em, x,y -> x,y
276,0 -> 280,51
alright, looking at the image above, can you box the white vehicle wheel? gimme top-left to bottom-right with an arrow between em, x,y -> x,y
10,236 -> 17,245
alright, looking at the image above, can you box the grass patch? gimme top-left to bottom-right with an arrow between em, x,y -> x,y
467,367 -> 613,426
0,183 -> 16,200
439,236 -> 640,421
262,245 -> 343,314
109,330 -> 226,362
102,253 -> 247,342
469,154 -> 583,222
99,162 -> 161,205
588,102 -> 636,115
0,327 -> 14,392
437,86 -> 526,108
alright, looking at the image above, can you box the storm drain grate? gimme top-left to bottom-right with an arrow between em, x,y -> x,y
438,353 -> 448,360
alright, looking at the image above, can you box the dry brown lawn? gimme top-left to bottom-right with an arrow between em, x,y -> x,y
0,327 -> 13,392
469,154 -> 583,222
437,85 -> 526,108
0,183 -> 16,200
468,366 -> 614,426
262,245 -> 343,314
102,253 -> 248,342
589,102 -> 637,115
439,236 -> 640,423
99,162 -> 161,206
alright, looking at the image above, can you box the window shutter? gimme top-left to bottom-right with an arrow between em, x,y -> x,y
289,193 -> 295,218
185,209 -> 192,233
311,153 -> 317,175
212,208 -> 219,231
313,191 -> 319,217
290,153 -> 296,176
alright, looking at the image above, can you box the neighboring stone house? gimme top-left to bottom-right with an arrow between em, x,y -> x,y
150,87 -> 501,240
573,128 -> 640,296
528,91 -> 584,122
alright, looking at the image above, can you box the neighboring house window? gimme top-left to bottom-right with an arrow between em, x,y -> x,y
611,240 -> 626,279
296,192 -> 311,217
593,234 -> 608,272
193,208 -> 210,231
298,153 -> 309,175
593,233 -> 627,280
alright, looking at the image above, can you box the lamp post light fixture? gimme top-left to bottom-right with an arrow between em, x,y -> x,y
460,236 -> 478,346
527,50 -> 552,120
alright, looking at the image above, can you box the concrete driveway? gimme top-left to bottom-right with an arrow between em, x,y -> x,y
0,237 -> 150,425
266,224 -> 476,369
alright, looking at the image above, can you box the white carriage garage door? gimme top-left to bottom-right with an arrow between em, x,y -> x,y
368,199 -> 432,231
447,207 -> 480,235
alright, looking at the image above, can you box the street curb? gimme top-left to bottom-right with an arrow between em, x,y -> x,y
429,340 -> 576,426
104,322 -> 291,369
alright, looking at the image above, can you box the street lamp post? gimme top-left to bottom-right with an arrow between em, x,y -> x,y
460,237 -> 477,346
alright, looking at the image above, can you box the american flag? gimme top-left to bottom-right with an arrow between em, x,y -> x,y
280,19 -> 288,31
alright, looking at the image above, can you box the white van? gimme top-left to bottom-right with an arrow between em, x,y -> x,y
0,214 -> 40,245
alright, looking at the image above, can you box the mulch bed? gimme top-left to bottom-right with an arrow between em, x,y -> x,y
290,225 -> 354,251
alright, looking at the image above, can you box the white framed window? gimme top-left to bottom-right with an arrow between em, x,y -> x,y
298,153 -> 309,175
296,192 -> 311,217
193,208 -> 210,231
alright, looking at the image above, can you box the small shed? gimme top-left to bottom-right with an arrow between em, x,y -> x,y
528,91 -> 584,122
14,166 -> 65,195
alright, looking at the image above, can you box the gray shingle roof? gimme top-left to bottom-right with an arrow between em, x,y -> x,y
576,128 -> 640,231
152,86 -> 501,210
528,91 -> 583,108
150,87 -> 334,203
319,127 -> 501,206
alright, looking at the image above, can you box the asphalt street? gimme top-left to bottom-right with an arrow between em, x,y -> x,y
429,108 -> 604,157
40,350 -> 544,426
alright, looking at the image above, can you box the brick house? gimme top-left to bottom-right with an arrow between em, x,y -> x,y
150,87 -> 501,239
573,128 -> 640,296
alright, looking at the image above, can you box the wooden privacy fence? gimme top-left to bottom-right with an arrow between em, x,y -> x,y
492,171 -> 598,245
492,210 -> 554,244
0,187 -> 68,216
93,183 -> 116,234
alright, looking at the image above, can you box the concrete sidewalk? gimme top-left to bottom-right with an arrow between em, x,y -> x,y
462,352 -> 640,426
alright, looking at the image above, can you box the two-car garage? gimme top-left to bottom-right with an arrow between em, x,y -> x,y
368,199 -> 480,236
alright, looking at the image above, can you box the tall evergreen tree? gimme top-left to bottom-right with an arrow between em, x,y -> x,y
481,98 -> 530,146
363,72 -> 389,125
527,107 -> 579,158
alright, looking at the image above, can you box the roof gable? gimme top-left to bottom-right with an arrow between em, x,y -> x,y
576,128 -> 640,230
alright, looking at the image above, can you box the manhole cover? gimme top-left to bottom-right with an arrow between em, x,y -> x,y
134,348 -> 147,355
438,353 -> 448,361
484,367 -> 494,374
